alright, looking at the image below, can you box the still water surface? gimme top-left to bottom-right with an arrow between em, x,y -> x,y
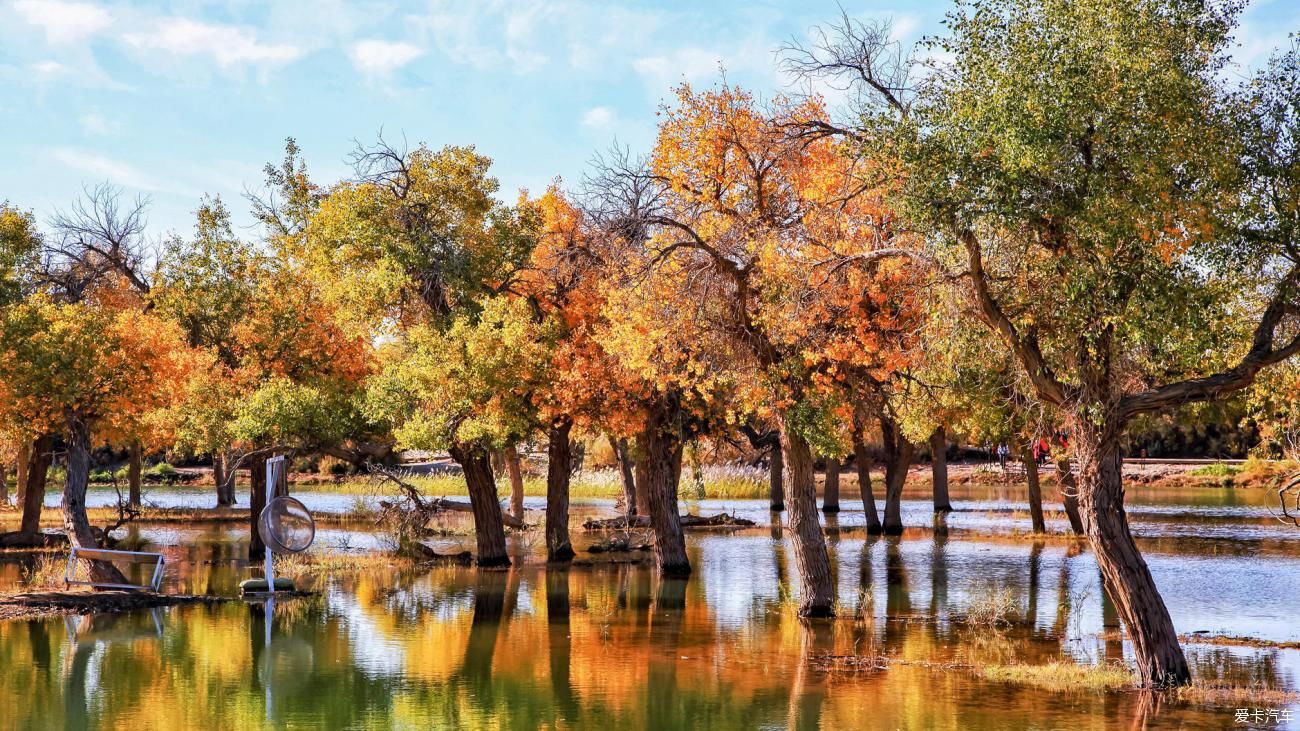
2,483 -> 1298,729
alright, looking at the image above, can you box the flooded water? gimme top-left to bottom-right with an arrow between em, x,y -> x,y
3,482 -> 1299,729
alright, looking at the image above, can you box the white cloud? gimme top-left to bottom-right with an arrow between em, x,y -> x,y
633,48 -> 726,97
12,0 -> 111,44
77,110 -> 114,135
349,39 -> 424,75
124,18 -> 302,68
580,106 -> 615,130
50,147 -> 167,192
32,60 -> 66,75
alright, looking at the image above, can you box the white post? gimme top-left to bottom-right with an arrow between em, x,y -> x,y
265,545 -> 275,594
265,456 -> 277,593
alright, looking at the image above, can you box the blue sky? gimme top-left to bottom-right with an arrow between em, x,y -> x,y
2,0 -> 1297,239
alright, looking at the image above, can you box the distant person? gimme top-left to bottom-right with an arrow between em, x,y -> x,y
997,442 -> 1009,468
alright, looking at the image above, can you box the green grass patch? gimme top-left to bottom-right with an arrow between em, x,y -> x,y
1190,462 -> 1242,477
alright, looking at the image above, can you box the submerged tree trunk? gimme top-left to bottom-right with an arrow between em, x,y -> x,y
64,419 -> 128,584
880,418 -> 915,536
769,439 -> 785,512
633,444 -> 652,517
1055,457 -> 1086,535
15,439 -> 30,511
1023,445 -> 1046,533
504,444 -> 525,521
930,427 -> 952,513
1076,426 -> 1189,688
614,436 -> 637,516
212,453 -> 227,507
822,455 -> 841,514
852,429 -> 882,535
449,442 -> 510,568
641,398 -> 689,576
127,441 -> 142,508
248,453 -> 268,559
778,421 -> 835,617
545,417 -> 575,562
20,435 -> 54,534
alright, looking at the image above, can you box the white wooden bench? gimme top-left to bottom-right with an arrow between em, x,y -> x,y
65,546 -> 165,592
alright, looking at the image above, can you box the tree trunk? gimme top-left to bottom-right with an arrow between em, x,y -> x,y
822,455 -> 841,514
1076,427 -> 1189,688
614,436 -> 637,516
633,443 -> 652,517
248,453 -> 267,559
63,418 -> 128,585
127,441 -> 142,508
1023,445 -> 1046,533
641,399 -> 689,576
778,420 -> 835,617
20,435 -> 53,534
545,418 -> 575,562
15,439 -> 30,511
503,444 -> 525,520
852,430 -> 882,535
0,462 -> 7,505
930,426 -> 952,513
769,435 -> 786,512
449,442 -> 510,568
212,453 -> 226,506
880,418 -> 915,536
1055,457 -> 1086,535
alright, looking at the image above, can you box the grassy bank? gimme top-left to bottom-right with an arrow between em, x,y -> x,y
296,465 -> 770,501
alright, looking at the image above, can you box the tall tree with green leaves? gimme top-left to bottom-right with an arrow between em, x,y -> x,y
791,1 -> 1300,687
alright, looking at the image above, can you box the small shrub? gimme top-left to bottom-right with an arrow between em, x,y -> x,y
147,462 -> 177,477
89,469 -> 115,484
22,553 -> 71,588
961,584 -> 1020,626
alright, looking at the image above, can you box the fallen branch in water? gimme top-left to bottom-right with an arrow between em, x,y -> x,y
583,513 -> 755,530
369,464 -> 524,529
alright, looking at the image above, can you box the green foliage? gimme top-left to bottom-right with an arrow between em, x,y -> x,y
152,195 -> 264,368
367,297 -> 554,452
231,378 -> 366,451
304,142 -> 539,329
904,0 -> 1251,395
0,203 -> 39,307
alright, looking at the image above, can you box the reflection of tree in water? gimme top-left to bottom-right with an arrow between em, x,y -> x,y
1026,540 -> 1044,631
787,621 -> 833,731
1189,646 -> 1287,690
930,527 -> 950,620
844,535 -> 882,668
883,538 -> 912,650
1052,542 -> 1081,641
546,569 -> 578,723
455,569 -> 512,713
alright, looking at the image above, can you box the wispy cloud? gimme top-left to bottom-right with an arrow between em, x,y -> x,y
580,106 -> 616,130
349,39 -> 424,76
49,146 -> 170,192
12,0 -> 111,44
633,48 -> 727,98
77,110 -> 115,136
124,18 -> 302,68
